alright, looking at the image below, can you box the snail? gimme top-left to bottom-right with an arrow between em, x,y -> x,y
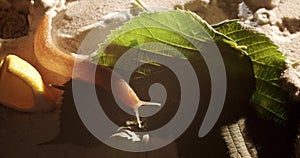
34,10 -> 160,127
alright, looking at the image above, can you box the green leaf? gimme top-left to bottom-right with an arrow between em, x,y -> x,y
213,20 -> 289,125
93,10 -> 216,77
94,10 -> 255,126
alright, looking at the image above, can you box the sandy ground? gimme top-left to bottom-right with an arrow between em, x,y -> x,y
0,0 -> 300,157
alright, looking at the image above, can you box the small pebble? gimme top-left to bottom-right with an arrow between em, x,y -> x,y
255,8 -> 278,25
238,2 -> 253,21
142,134 -> 149,144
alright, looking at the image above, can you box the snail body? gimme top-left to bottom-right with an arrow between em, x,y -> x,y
35,11 -> 160,127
